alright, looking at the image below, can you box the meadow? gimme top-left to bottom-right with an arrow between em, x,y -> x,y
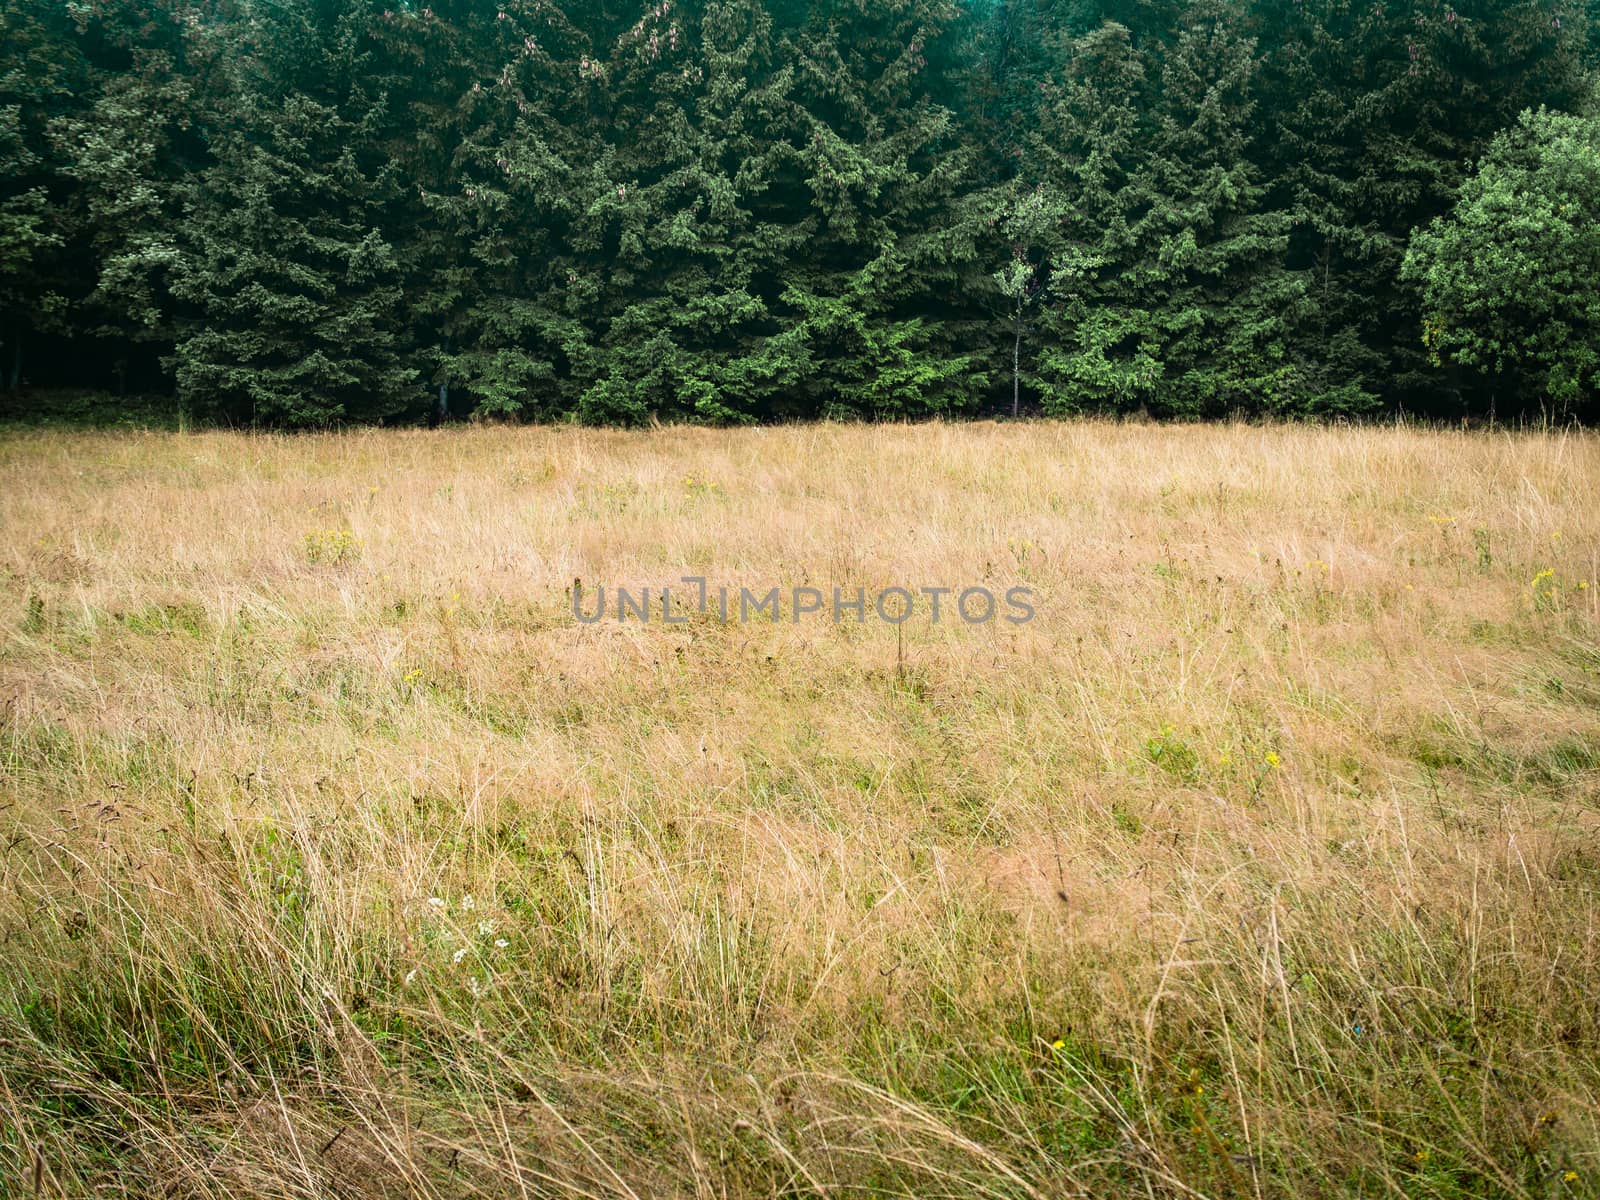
1,421 -> 1597,1199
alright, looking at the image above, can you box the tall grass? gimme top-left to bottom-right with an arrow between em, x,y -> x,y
1,421 -> 1597,1198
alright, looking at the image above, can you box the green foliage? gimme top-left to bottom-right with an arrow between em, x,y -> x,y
1253,0 -> 1586,415
166,1 -> 419,426
367,0 -> 597,420
572,0 -> 815,423
1404,108 -> 1600,420
1009,9 -> 1307,417
1,0 -> 1597,423
0,0 -> 82,387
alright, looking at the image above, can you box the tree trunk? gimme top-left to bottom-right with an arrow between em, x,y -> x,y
7,325 -> 21,393
1012,313 -> 1022,419
435,336 -> 451,423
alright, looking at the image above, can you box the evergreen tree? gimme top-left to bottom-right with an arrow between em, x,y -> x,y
1019,7 -> 1303,417
573,0 -> 815,424
0,0 -> 84,393
51,0 -> 229,395
1143,5 -> 1306,415
366,1 -> 596,422
778,0 -> 987,418
168,0 -> 417,425
3,0 -> 1598,424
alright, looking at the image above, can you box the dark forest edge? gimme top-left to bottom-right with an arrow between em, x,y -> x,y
3,0 -> 1600,429
4,388 -> 1597,434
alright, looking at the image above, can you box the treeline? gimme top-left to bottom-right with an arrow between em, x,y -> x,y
2,0 -> 1597,426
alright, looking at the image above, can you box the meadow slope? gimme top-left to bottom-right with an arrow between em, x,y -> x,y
1,422 -> 1598,1198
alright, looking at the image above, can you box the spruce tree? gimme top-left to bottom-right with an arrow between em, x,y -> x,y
1016,8 -> 1303,417
573,0 -> 815,424
4,0 -> 1597,423
1142,4 -> 1306,415
50,0 -> 228,395
168,0 -> 417,426
778,0 -> 987,418
0,0 -> 83,393
366,1 -> 597,422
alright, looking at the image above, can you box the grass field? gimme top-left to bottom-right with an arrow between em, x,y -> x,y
1,421 -> 1598,1199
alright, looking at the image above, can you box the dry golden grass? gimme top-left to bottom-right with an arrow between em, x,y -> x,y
1,420 -> 1598,1199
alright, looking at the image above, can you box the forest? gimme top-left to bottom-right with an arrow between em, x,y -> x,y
2,0 -> 1598,427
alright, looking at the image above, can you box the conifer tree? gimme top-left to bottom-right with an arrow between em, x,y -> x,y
168,0 -> 417,425
0,0 -> 83,393
1142,5 -> 1306,415
778,0 -> 987,418
3,0 -> 1597,423
366,0 -> 596,422
573,0 -> 815,423
1019,8 -> 1303,417
51,0 -> 229,394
